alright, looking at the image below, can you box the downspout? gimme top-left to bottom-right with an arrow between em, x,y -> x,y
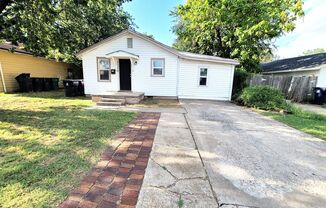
0,61 -> 7,93
228,65 -> 236,101
176,56 -> 180,97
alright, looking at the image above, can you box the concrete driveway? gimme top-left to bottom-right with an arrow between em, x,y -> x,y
183,100 -> 326,208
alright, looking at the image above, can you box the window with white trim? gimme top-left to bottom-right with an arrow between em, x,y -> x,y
199,68 -> 208,86
151,58 -> 165,76
127,38 -> 133,48
97,57 -> 110,81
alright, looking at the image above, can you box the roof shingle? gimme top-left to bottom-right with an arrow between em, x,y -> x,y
260,53 -> 326,72
0,43 -> 32,55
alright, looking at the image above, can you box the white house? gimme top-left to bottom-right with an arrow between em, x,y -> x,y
76,29 -> 239,103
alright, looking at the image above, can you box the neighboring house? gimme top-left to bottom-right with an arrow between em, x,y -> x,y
0,43 -> 69,92
260,53 -> 326,87
76,29 -> 239,101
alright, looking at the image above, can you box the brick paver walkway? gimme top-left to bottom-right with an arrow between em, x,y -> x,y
59,112 -> 160,208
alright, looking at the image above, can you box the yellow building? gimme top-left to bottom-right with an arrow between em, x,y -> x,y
0,43 -> 69,92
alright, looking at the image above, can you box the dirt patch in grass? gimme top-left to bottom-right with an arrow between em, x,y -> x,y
0,91 -> 136,207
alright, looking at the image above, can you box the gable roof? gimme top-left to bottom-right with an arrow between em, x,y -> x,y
76,29 -> 239,65
261,53 -> 326,73
0,43 -> 33,55
0,43 -> 67,63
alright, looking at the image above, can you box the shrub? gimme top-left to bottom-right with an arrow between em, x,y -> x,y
238,85 -> 287,111
232,69 -> 251,100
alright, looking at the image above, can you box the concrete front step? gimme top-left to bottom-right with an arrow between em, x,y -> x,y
101,98 -> 125,103
97,101 -> 124,106
91,91 -> 144,104
97,98 -> 126,106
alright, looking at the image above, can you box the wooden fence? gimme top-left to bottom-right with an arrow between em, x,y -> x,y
250,75 -> 318,103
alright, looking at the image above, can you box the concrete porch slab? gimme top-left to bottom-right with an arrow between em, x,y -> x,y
92,91 -> 144,97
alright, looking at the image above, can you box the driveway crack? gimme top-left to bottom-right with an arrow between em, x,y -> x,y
183,112 -> 220,206
220,203 -> 260,208
150,157 -> 178,180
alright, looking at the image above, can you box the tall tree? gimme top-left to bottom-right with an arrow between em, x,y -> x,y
0,0 -> 12,13
172,0 -> 304,72
302,48 -> 325,56
0,0 -> 132,63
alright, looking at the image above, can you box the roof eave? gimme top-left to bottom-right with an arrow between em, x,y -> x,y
76,29 -> 180,59
75,30 -> 130,59
0,47 -> 33,56
180,56 -> 239,65
262,66 -> 322,74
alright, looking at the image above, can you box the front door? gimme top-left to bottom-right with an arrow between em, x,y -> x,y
119,59 -> 131,91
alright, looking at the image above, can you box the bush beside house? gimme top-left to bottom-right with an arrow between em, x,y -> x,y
237,85 -> 288,111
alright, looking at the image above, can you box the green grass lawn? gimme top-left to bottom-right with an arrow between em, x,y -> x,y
0,91 -> 136,208
261,107 -> 326,141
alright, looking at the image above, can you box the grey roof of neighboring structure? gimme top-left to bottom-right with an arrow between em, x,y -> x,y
0,43 -> 33,55
261,53 -> 326,72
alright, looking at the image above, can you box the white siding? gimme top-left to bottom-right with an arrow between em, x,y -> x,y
178,59 -> 235,100
82,34 -> 178,96
317,67 -> 326,87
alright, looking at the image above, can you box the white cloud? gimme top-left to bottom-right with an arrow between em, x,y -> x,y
275,0 -> 326,58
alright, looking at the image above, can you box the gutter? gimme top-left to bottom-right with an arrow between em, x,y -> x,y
0,61 -> 7,92
179,56 -> 240,65
263,67 -> 322,74
176,56 -> 180,97
0,47 -> 33,56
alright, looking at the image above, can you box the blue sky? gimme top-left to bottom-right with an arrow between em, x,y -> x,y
123,0 -> 183,46
124,0 -> 326,58
275,0 -> 326,58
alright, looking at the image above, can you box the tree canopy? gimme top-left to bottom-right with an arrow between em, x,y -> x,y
172,0 -> 304,72
0,0 -> 133,63
302,48 -> 325,56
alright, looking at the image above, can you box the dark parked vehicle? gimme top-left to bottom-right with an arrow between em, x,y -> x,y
313,87 -> 326,105
63,79 -> 84,97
